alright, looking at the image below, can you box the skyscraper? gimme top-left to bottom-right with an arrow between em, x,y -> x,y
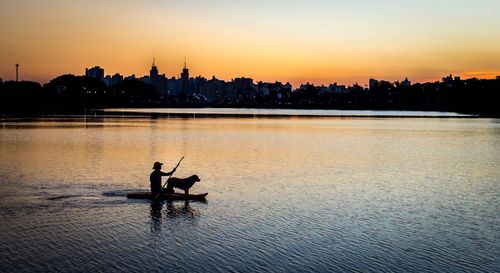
149,58 -> 168,96
180,60 -> 190,95
150,58 -> 159,79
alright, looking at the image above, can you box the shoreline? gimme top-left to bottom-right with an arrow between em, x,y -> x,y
0,107 -> 488,120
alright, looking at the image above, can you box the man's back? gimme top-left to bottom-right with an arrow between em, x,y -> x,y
150,170 -> 163,193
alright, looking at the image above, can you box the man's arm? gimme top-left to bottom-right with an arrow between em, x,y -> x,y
160,168 -> 176,176
159,171 -> 172,176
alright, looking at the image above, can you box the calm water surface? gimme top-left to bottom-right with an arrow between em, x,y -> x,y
0,113 -> 499,272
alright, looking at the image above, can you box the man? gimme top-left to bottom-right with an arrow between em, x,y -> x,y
150,161 -> 177,195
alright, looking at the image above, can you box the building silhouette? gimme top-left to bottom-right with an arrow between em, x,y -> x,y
150,58 -> 158,78
111,73 -> 124,86
369,78 -> 378,91
148,58 -> 168,97
85,66 -> 105,81
401,77 -> 411,87
180,60 -> 190,96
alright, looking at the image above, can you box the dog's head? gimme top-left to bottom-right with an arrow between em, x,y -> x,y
192,175 -> 201,182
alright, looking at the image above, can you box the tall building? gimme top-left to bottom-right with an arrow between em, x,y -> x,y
150,58 -> 159,79
180,60 -> 190,95
85,66 -> 105,81
149,59 -> 168,96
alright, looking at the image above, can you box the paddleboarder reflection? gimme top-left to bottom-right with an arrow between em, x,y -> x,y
149,201 -> 202,234
165,201 -> 200,219
150,201 -> 163,233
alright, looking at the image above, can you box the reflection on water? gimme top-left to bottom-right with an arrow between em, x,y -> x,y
165,201 -> 201,220
150,201 -> 163,234
0,114 -> 499,273
150,200 -> 201,234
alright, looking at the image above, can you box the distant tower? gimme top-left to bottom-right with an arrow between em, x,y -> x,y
150,58 -> 159,78
15,64 -> 19,82
181,58 -> 190,95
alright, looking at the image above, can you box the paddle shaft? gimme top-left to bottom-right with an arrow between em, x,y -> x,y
154,156 -> 184,200
161,156 -> 185,189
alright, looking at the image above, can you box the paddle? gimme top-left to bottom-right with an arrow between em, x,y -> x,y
154,156 -> 185,200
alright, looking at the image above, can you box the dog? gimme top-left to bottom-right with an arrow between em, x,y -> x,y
165,175 -> 201,196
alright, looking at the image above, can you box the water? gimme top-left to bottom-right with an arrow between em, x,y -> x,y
0,111 -> 499,273
104,108 -> 473,117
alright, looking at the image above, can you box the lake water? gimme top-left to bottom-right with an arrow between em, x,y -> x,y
0,110 -> 499,273
104,108 -> 474,117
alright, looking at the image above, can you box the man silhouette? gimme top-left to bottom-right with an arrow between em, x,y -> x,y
150,162 -> 176,196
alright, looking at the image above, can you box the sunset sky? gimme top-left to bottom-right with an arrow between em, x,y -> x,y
1,0 -> 499,87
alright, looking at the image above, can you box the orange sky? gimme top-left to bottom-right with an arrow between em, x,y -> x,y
1,0 -> 499,87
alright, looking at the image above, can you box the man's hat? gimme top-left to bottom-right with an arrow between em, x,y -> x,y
152,162 -> 163,169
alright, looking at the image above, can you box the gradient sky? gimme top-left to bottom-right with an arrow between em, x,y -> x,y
1,0 -> 499,87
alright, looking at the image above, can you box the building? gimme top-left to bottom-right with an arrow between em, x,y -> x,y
232,77 -> 254,98
111,73 -> 124,86
85,66 -> 104,81
299,83 -> 314,91
149,59 -> 168,96
369,78 -> 379,91
401,77 -> 411,87
124,75 -> 136,81
167,77 -> 180,97
200,76 -> 226,102
150,59 -> 159,79
192,76 -> 208,96
442,74 -> 454,84
329,83 -> 347,94
283,82 -> 292,91
103,75 -> 112,87
180,61 -> 190,96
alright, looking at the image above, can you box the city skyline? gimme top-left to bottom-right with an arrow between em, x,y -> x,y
1,0 -> 500,86
10,60 -> 491,88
